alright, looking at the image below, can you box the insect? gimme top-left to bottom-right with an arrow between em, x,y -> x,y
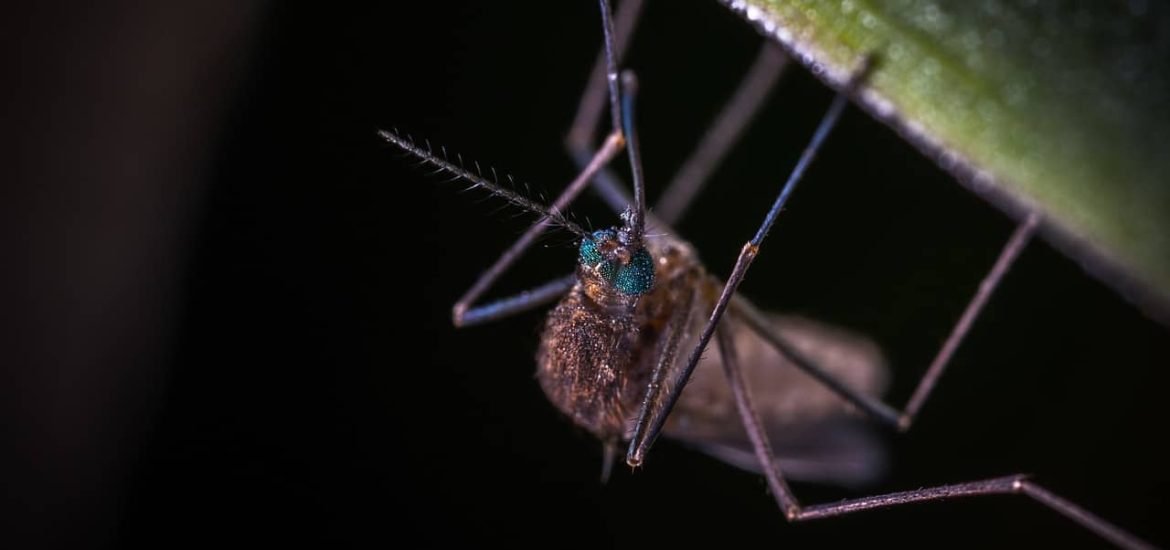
379,0 -> 1165,547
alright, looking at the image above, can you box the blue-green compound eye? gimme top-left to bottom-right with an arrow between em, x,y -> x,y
578,230 -> 655,296
578,230 -> 611,267
614,247 -> 654,295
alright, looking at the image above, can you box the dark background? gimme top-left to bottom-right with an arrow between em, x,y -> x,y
6,1 -> 1168,548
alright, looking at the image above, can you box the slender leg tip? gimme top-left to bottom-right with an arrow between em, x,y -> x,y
896,414 -> 913,433
626,455 -> 643,469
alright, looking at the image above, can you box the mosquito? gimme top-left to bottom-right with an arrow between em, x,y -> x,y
382,1 -> 1153,548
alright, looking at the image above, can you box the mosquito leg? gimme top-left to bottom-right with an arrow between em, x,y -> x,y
568,69 -> 669,229
655,44 -> 788,225
619,70 -> 647,240
627,59 -> 871,465
572,3 -> 665,234
568,0 -> 645,150
729,296 -> 902,426
799,478 -> 1151,548
565,148 -> 632,216
451,131 -> 626,326
626,282 -> 697,464
565,0 -> 645,217
565,25 -> 790,227
715,312 -> 1151,550
594,0 -> 649,240
725,211 -> 1042,429
455,274 -> 577,328
714,319 -> 799,512
898,210 -> 1041,429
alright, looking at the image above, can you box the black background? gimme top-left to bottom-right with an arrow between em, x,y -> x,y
113,1 -> 1168,548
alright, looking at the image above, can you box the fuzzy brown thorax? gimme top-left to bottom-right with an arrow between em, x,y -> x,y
535,232 -> 710,441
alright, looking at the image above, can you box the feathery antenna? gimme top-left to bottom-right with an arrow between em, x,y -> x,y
380,129 -> 590,239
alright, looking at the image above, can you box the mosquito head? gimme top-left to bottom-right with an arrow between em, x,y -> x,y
578,228 -> 655,297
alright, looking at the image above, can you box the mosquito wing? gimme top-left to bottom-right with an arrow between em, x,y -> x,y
664,313 -> 890,489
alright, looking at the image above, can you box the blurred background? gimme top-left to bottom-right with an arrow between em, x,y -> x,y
4,1 -> 1168,548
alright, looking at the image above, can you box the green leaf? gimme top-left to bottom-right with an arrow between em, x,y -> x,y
721,0 -> 1170,324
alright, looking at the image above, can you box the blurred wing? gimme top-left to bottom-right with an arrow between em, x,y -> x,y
664,313 -> 890,488
680,419 -> 887,489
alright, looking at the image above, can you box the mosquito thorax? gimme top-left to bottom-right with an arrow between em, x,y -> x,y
577,228 -> 655,306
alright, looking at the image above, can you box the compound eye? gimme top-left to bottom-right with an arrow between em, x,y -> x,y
578,229 -> 654,296
578,229 -> 614,268
613,247 -> 654,296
